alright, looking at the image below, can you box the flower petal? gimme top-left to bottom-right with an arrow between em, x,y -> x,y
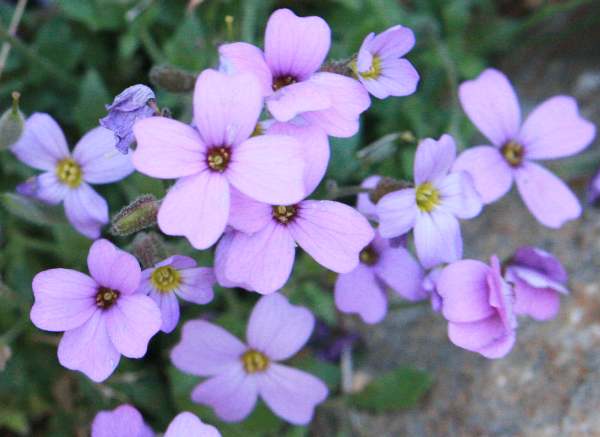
87,239 -> 141,294
334,264 -> 388,324
219,42 -> 272,95
214,231 -> 251,289
290,200 -> 374,273
414,134 -> 456,185
149,290 -> 180,333
63,183 -> 108,239
267,80 -> 332,122
376,188 -> 417,238
158,171 -> 230,250
515,161 -> 581,228
512,278 -> 561,321
227,188 -> 273,234
518,96 -> 596,160
458,68 -> 521,146
368,25 -> 416,59
447,315 -> 513,358
437,172 -> 483,219
247,293 -> 314,360
414,210 -> 463,269
366,58 -> 419,99
170,319 -> 246,377
35,172 -> 69,204
177,267 -> 216,305
91,404 -> 147,437
511,246 -> 568,285
57,310 -> 120,383
375,243 -> 428,301
164,412 -> 221,437
356,175 -> 381,220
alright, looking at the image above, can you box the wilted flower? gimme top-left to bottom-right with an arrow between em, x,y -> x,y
171,293 -> 328,424
454,68 -> 596,228
377,134 -> 483,268
11,113 -> 134,238
30,239 -> 161,382
100,84 -> 156,154
138,255 -> 216,333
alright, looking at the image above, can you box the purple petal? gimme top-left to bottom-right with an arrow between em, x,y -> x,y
368,25 -> 416,59
267,80 -> 332,122
57,311 -> 120,382
228,188 -> 272,234
73,127 -> 134,184
506,265 -> 567,295
511,277 -> 561,321
247,293 -> 314,360
191,368 -> 258,422
227,134 -> 305,205
518,96 -> 596,160
158,172 -> 230,250
414,210 -> 462,269
106,84 -> 155,112
91,404 -> 147,437
437,172 -> 483,219
452,145 -> 514,204
515,161 -> 581,228
11,113 -> 69,171
219,42 -> 272,96
133,117 -> 207,179
475,331 -> 516,359
447,314 -> 513,358
375,243 -> 427,301
510,246 -> 567,284
588,168 -> 600,204
193,69 -> 263,147
31,269 -> 97,332
177,267 -> 216,305
257,364 -> 328,425
63,183 -> 108,239
356,175 -> 381,220
165,412 -> 221,437
487,255 -> 517,331
376,188 -> 417,238
458,68 -> 521,146
160,255 -> 197,270
170,319 -> 246,376
35,172 -> 69,204
214,231 -> 251,289
264,8 -> 330,80
290,200 -> 375,273
334,264 -> 388,324
148,290 -> 180,333
87,239 -> 141,294
414,134 -> 456,185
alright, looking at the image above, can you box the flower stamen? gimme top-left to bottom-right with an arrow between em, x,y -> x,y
206,146 -> 231,172
501,141 -> 524,167
150,266 -> 181,293
272,75 -> 297,91
95,287 -> 119,309
359,55 -> 382,80
415,182 -> 440,213
241,349 -> 269,374
359,245 -> 379,266
55,158 -> 82,188
272,205 -> 298,224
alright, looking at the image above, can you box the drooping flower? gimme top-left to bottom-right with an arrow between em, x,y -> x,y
132,69 -> 306,250
504,246 -> 568,321
219,8 -> 370,138
453,68 -> 596,228
100,84 -> 156,154
138,255 -> 216,333
334,231 -> 426,324
437,256 -> 517,359
91,404 -> 154,437
30,239 -> 162,382
353,25 -> 419,99
165,412 -> 221,437
377,134 -> 483,268
11,113 -> 134,238
170,293 -> 328,425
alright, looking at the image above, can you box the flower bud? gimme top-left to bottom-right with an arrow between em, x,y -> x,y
110,194 -> 160,236
131,231 -> 167,269
0,92 -> 25,150
369,177 -> 412,204
149,65 -> 197,93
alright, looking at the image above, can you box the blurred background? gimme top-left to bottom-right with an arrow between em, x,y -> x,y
0,0 -> 599,435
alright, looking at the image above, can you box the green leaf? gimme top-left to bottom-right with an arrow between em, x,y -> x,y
57,0 -> 127,31
0,408 -> 29,435
349,367 -> 432,412
0,193 -> 63,226
164,15 -> 207,71
74,69 -> 110,132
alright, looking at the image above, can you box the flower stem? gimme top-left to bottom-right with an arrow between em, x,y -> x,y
0,0 -> 28,81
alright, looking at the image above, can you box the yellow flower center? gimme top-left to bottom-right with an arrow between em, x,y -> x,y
272,204 -> 298,224
501,140 -> 524,167
359,55 -> 382,80
150,266 -> 181,293
241,349 -> 269,374
207,146 -> 231,172
95,287 -> 119,309
359,245 -> 379,266
55,158 -> 82,188
415,182 -> 440,213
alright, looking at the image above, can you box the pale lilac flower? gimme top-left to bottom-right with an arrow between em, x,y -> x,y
133,69 -> 306,250
422,266 -> 443,312
215,189 -> 374,294
91,404 -> 154,437
100,84 -> 156,154
454,68 -> 596,228
30,239 -> 161,382
165,412 -> 221,437
377,134 -> 483,268
354,25 -> 419,99
11,113 -> 134,238
437,256 -> 517,359
334,232 -> 427,324
138,255 -> 216,333
219,8 -> 370,138
504,246 -> 568,321
171,293 -> 328,425
356,174 -> 381,221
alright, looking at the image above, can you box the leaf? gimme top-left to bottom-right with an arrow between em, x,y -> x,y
0,193 -> 63,226
0,409 -> 29,435
349,366 -> 432,412
164,15 -> 207,71
57,0 -> 127,31
74,69 -> 110,132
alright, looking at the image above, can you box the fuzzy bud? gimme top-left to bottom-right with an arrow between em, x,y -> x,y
131,231 -> 167,269
369,177 -> 412,204
111,194 -> 160,236
150,65 -> 197,93
0,92 -> 25,150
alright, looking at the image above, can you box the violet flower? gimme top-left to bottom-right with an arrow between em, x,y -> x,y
11,113 -> 134,238
219,8 -> 370,138
138,255 -> 216,333
354,25 -> 419,99
377,134 -> 483,268
170,293 -> 328,425
165,412 -> 221,437
91,404 -> 154,437
30,239 -> 161,382
454,68 -> 596,228
588,168 -> 600,204
100,84 -> 156,154
437,256 -> 517,359
504,246 -> 568,321
132,69 -> 306,250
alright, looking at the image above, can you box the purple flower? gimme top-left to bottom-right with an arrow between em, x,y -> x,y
11,114 -> 134,238
356,174 -> 381,221
138,255 -> 216,333
91,404 -> 154,437
354,25 -> 419,99
165,412 -> 221,437
132,69 -> 306,250
335,231 -> 427,324
30,239 -> 162,382
219,8 -> 370,138
454,68 -> 596,228
100,84 -> 156,154
170,293 -> 328,425
215,189 -> 374,294
504,246 -> 568,321
377,134 -> 483,268
588,168 -> 600,204
422,266 -> 443,312
437,256 -> 517,359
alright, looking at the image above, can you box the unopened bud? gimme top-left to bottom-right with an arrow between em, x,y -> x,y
150,65 -> 197,93
131,231 -> 167,268
111,194 -> 160,236
0,92 -> 25,150
369,177 -> 412,204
